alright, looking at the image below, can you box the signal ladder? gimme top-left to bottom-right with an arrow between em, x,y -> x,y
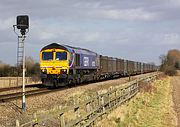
16,35 -> 26,87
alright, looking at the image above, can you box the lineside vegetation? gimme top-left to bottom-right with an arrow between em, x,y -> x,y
160,49 -> 180,76
96,77 -> 177,127
0,56 -> 40,77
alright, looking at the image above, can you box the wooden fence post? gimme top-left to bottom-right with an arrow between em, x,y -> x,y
127,86 -> 131,99
58,105 -> 62,110
86,96 -> 91,113
108,87 -> 112,108
122,88 -> 126,100
136,80 -> 139,93
59,113 -> 65,127
74,96 -> 80,118
101,96 -> 105,112
33,113 -> 38,125
116,88 -> 121,103
16,119 -> 20,127
74,107 -> 80,118
114,89 -> 117,106
119,88 -> 123,104
86,102 -> 91,113
96,91 -> 100,106
153,75 -> 157,82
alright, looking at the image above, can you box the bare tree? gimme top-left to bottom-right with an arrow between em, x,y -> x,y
25,56 -> 40,76
0,57 -> 40,77
159,49 -> 180,76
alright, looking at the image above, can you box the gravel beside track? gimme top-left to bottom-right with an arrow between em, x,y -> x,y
0,72 -> 156,126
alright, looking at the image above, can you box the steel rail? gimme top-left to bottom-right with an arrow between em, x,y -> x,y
0,84 -> 42,92
0,88 -> 52,102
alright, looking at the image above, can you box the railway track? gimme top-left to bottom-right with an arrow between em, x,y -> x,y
0,88 -> 52,102
0,84 -> 42,92
0,83 -> 51,103
0,84 -> 69,103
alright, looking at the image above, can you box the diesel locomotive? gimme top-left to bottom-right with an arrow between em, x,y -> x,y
40,43 -> 157,87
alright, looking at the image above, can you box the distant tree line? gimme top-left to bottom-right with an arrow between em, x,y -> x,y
160,49 -> 180,76
0,57 -> 40,77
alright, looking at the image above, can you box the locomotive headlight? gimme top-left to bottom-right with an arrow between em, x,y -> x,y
60,69 -> 67,74
41,69 -> 47,74
62,69 -> 66,72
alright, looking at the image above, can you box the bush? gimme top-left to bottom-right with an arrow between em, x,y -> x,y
0,57 -> 40,77
164,66 -> 177,76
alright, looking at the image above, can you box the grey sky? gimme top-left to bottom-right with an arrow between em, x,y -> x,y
0,0 -> 180,65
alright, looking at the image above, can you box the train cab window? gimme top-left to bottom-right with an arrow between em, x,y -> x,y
56,52 -> 67,60
75,54 -> 80,66
42,52 -> 53,60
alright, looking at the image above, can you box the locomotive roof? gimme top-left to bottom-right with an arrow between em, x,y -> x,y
41,43 -> 67,51
41,43 -> 97,55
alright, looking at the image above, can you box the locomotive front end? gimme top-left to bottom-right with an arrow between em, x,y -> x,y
40,43 -> 70,86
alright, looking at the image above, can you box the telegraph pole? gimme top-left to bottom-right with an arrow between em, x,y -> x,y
13,15 -> 29,111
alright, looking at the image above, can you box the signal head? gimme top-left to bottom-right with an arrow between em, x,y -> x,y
17,15 -> 29,30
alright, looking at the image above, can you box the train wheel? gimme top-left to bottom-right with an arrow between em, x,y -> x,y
67,79 -> 73,88
53,79 -> 58,88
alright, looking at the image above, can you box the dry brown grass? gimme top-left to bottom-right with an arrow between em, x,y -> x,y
138,82 -> 157,94
96,77 -> 178,127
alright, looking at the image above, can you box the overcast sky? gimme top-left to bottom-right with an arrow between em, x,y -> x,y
0,0 -> 180,65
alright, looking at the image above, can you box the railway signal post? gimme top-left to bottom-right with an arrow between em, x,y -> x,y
13,15 -> 29,112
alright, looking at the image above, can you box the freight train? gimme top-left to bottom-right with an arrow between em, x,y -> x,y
40,43 -> 157,87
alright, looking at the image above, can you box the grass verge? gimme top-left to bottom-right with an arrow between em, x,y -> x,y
96,77 -> 177,127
